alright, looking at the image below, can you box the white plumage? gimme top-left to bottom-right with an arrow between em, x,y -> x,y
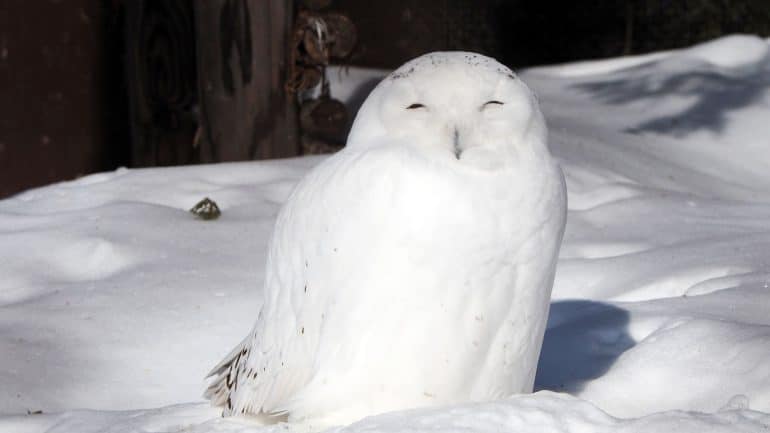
205,52 -> 567,426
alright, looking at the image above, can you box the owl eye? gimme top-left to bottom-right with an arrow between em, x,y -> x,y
481,100 -> 504,110
406,103 -> 426,110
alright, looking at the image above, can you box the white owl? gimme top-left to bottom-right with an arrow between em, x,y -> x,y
205,52 -> 567,427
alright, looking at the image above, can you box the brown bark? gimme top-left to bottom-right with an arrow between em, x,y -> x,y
195,0 -> 299,162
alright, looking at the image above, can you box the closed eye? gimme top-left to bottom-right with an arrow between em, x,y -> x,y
482,100 -> 504,109
406,103 -> 426,110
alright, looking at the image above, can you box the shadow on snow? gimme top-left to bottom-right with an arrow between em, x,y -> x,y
572,60 -> 770,137
535,300 -> 633,393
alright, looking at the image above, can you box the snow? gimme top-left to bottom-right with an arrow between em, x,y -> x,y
683,34 -> 768,70
3,393 -> 770,433
1,34 -> 770,432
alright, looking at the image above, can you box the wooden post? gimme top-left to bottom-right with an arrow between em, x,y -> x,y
195,0 -> 299,162
0,0 -> 130,197
124,0 -> 199,167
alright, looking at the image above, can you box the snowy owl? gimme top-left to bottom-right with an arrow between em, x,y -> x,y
205,52 -> 567,426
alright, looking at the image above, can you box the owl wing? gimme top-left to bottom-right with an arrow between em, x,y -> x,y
205,151 -> 363,417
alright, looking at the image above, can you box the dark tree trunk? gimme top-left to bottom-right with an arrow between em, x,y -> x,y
195,0 -> 299,163
124,0 -> 199,167
623,1 -> 634,56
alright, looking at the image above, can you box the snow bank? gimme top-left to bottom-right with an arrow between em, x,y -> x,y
530,33 -> 768,77
2,393 -> 769,433
1,35 -> 770,432
684,34 -> 768,70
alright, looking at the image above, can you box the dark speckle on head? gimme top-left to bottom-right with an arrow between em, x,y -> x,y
390,66 -> 415,80
388,52 -> 518,82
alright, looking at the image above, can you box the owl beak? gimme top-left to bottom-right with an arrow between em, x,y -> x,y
453,127 -> 461,159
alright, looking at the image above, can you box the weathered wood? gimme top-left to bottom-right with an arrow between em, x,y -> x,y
195,0 -> 299,162
0,0 -> 130,198
124,0 -> 199,167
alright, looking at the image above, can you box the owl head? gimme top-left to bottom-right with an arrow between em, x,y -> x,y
346,52 -> 549,170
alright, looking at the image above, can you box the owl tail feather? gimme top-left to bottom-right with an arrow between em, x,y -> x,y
204,335 -> 250,409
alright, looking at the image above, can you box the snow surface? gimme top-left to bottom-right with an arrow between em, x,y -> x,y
2,35 -> 770,432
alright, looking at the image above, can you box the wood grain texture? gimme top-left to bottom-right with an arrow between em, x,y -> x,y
195,0 -> 299,162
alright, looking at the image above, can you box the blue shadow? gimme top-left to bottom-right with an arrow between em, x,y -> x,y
535,300 -> 634,393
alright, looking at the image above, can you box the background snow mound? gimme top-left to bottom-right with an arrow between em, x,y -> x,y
528,34 -> 769,78
683,34 -> 769,70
